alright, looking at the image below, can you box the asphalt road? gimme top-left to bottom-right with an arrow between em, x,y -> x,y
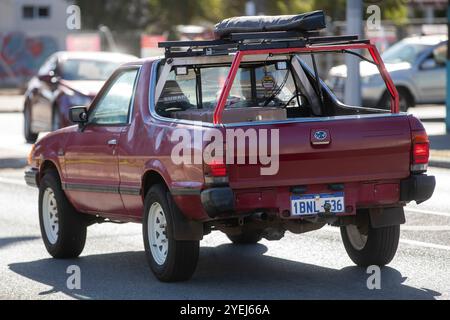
0,110 -> 449,300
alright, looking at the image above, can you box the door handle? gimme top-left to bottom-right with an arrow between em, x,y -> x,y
107,139 -> 117,146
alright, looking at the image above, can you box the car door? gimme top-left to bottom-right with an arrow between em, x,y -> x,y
415,43 -> 447,104
32,55 -> 58,131
64,68 -> 140,215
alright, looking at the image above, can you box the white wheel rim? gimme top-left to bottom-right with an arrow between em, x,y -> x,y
148,202 -> 168,265
346,225 -> 368,251
42,188 -> 59,244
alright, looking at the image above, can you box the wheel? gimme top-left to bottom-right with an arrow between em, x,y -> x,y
227,228 -> 262,244
143,185 -> 199,282
379,88 -> 412,112
24,102 -> 37,143
340,221 -> 400,267
52,107 -> 61,131
39,170 -> 87,258
398,88 -> 413,112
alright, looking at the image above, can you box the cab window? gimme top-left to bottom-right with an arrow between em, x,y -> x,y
89,69 -> 139,125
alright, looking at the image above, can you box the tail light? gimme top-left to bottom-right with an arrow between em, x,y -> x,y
204,160 -> 228,185
411,130 -> 429,173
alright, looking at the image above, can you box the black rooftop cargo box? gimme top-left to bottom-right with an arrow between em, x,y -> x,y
214,10 -> 326,39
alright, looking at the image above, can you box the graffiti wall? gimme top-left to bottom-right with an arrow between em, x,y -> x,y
0,32 -> 58,87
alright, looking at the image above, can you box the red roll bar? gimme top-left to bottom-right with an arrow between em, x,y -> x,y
213,43 -> 399,124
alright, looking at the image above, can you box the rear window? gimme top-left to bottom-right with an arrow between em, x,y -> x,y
61,59 -> 122,81
156,61 -> 304,114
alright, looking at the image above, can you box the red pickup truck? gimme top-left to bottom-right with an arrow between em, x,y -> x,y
25,12 -> 435,282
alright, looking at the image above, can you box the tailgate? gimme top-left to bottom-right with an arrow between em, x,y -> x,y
226,114 -> 411,190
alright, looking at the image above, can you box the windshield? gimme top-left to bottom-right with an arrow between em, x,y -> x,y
381,41 -> 428,64
61,59 -> 121,81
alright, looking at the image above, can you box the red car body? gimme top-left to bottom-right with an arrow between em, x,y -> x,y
26,44 -> 434,223
24,19 -> 436,281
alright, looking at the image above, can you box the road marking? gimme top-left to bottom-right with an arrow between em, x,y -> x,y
401,226 -> 450,231
400,239 -> 450,251
0,176 -> 26,186
405,207 -> 450,218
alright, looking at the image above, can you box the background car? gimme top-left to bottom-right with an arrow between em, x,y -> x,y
327,35 -> 447,111
23,51 -> 138,143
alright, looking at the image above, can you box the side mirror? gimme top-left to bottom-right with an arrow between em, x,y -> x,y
69,106 -> 88,127
421,58 -> 437,70
38,71 -> 59,84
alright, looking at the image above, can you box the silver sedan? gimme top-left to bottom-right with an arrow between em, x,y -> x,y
327,35 -> 447,111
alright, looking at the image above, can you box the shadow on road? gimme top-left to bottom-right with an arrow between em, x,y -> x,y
0,236 -> 39,249
9,243 -> 441,300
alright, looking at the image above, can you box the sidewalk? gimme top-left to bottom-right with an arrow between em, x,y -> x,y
0,90 -> 23,113
429,134 -> 450,169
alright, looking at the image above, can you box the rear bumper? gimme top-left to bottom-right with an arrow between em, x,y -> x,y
24,167 -> 39,188
400,174 -> 435,203
200,187 -> 235,218
196,175 -> 435,219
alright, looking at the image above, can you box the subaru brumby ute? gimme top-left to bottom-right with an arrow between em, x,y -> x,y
25,11 -> 436,282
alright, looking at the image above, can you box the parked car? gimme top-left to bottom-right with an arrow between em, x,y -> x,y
25,12 -> 435,282
327,35 -> 447,111
23,51 -> 138,143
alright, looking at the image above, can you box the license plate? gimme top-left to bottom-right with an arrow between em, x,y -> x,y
291,192 -> 345,216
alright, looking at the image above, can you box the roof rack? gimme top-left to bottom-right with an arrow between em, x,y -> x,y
158,32 -> 370,58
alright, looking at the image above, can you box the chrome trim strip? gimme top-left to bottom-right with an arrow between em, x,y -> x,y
24,168 -> 39,188
170,188 -> 202,196
62,183 -> 141,196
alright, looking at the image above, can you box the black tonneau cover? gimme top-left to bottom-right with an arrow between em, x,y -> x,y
214,10 -> 326,39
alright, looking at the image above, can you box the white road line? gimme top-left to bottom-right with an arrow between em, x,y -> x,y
400,239 -> 450,251
401,226 -> 450,231
405,207 -> 450,218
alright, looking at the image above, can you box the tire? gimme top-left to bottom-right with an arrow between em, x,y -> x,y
39,170 -> 87,258
379,88 -> 412,112
24,102 -> 38,143
143,185 -> 199,282
340,222 -> 400,267
227,229 -> 262,244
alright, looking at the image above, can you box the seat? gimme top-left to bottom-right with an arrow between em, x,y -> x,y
156,80 -> 193,116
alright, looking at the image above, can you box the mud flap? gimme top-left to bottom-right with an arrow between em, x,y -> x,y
166,192 -> 204,241
369,207 -> 405,229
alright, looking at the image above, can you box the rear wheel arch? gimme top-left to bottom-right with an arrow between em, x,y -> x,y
141,169 -> 203,241
142,170 -> 168,201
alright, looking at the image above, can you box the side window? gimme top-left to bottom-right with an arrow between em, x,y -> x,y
433,44 -> 447,67
89,69 -> 139,125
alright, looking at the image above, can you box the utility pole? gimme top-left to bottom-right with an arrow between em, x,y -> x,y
446,2 -> 450,133
245,1 -> 256,16
344,0 -> 362,106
